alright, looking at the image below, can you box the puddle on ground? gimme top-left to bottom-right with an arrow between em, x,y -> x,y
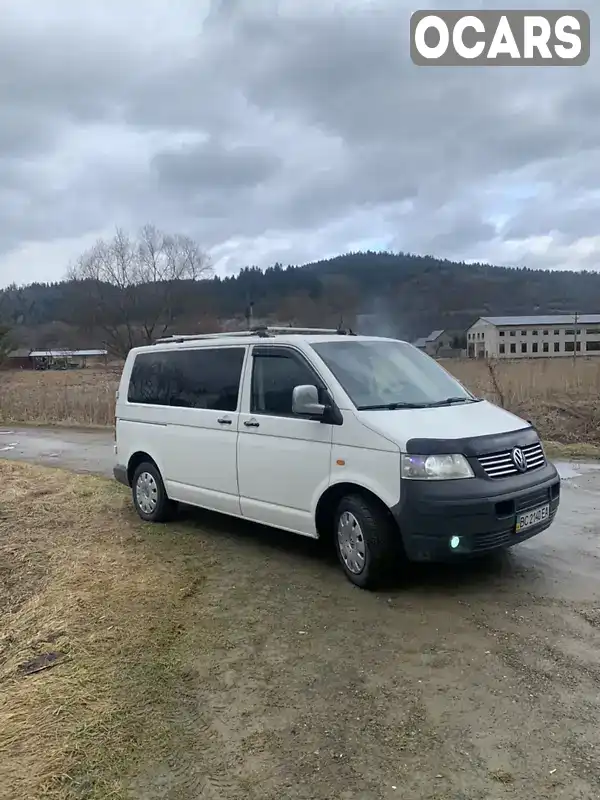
554,461 -> 600,480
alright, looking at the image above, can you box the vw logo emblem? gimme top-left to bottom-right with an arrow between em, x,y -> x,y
512,447 -> 527,472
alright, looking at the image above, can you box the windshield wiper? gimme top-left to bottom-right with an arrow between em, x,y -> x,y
358,397 -> 482,411
424,396 -> 482,408
358,401 -> 432,410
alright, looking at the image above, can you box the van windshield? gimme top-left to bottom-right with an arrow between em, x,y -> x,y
311,339 -> 477,410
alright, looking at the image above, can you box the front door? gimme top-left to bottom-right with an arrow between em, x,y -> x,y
237,345 -> 333,537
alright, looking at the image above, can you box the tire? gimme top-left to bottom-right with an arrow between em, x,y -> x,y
333,493 -> 400,589
131,461 -> 174,523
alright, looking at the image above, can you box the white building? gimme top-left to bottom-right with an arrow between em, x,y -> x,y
466,315 -> 600,359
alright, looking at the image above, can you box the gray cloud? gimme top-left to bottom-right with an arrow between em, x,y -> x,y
0,0 -> 599,287
152,139 -> 281,192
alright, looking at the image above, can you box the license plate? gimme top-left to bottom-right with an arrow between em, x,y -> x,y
515,503 -> 550,533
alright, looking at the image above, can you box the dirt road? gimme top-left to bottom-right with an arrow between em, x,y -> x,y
3,426 -> 600,798
0,425 -> 114,476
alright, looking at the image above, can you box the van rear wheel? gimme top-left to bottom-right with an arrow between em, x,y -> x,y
334,494 -> 398,589
132,462 -> 174,523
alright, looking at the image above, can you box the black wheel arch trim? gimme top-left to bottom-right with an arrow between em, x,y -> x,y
114,465 -> 129,487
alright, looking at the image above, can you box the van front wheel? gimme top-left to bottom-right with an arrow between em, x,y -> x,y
132,462 -> 174,523
334,494 -> 398,589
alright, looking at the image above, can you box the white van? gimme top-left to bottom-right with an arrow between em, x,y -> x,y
114,327 -> 560,589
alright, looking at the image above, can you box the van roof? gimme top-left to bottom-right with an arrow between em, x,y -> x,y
130,327 -> 407,354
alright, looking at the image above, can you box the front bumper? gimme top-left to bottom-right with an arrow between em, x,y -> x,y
391,460 -> 560,562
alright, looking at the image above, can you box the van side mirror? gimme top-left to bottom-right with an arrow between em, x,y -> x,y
292,384 -> 325,417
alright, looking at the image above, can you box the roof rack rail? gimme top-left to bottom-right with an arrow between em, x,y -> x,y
154,325 -> 356,344
155,331 -> 256,344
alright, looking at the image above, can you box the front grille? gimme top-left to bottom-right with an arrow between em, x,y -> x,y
478,441 -> 546,479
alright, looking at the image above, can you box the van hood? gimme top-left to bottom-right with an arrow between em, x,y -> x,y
358,400 -> 530,450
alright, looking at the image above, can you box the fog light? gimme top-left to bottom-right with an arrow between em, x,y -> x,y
450,536 -> 461,550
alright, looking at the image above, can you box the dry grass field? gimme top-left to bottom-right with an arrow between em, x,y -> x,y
1,357 -> 600,445
447,357 -> 600,446
0,368 -> 119,428
0,462 -> 198,800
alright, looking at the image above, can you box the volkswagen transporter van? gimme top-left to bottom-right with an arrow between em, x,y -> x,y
113,327 -> 560,589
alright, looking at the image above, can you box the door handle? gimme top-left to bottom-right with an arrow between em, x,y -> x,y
244,419 -> 260,428
217,417 -> 232,425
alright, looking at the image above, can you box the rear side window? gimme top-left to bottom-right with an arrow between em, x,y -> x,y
251,350 -> 326,416
127,347 -> 245,411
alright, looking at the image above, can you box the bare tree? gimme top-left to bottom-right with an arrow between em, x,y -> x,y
66,226 -> 212,357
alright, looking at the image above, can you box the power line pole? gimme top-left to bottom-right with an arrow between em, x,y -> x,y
573,311 -> 579,364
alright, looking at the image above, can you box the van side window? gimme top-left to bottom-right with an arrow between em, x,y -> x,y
128,347 -> 245,411
251,351 -> 324,416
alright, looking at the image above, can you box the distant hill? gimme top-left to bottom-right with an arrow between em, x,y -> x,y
2,251 -> 600,348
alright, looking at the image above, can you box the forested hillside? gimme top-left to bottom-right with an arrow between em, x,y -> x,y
2,251 -> 600,351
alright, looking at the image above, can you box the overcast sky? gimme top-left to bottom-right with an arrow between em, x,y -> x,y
0,0 -> 597,287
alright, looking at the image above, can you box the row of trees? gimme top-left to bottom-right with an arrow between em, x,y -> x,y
2,225 -> 374,357
4,224 -> 600,358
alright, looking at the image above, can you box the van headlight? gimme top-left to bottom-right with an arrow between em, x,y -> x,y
401,453 -> 474,480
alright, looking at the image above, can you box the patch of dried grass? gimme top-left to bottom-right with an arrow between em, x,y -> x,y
0,369 -> 118,427
0,462 -> 201,800
444,357 -> 600,445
